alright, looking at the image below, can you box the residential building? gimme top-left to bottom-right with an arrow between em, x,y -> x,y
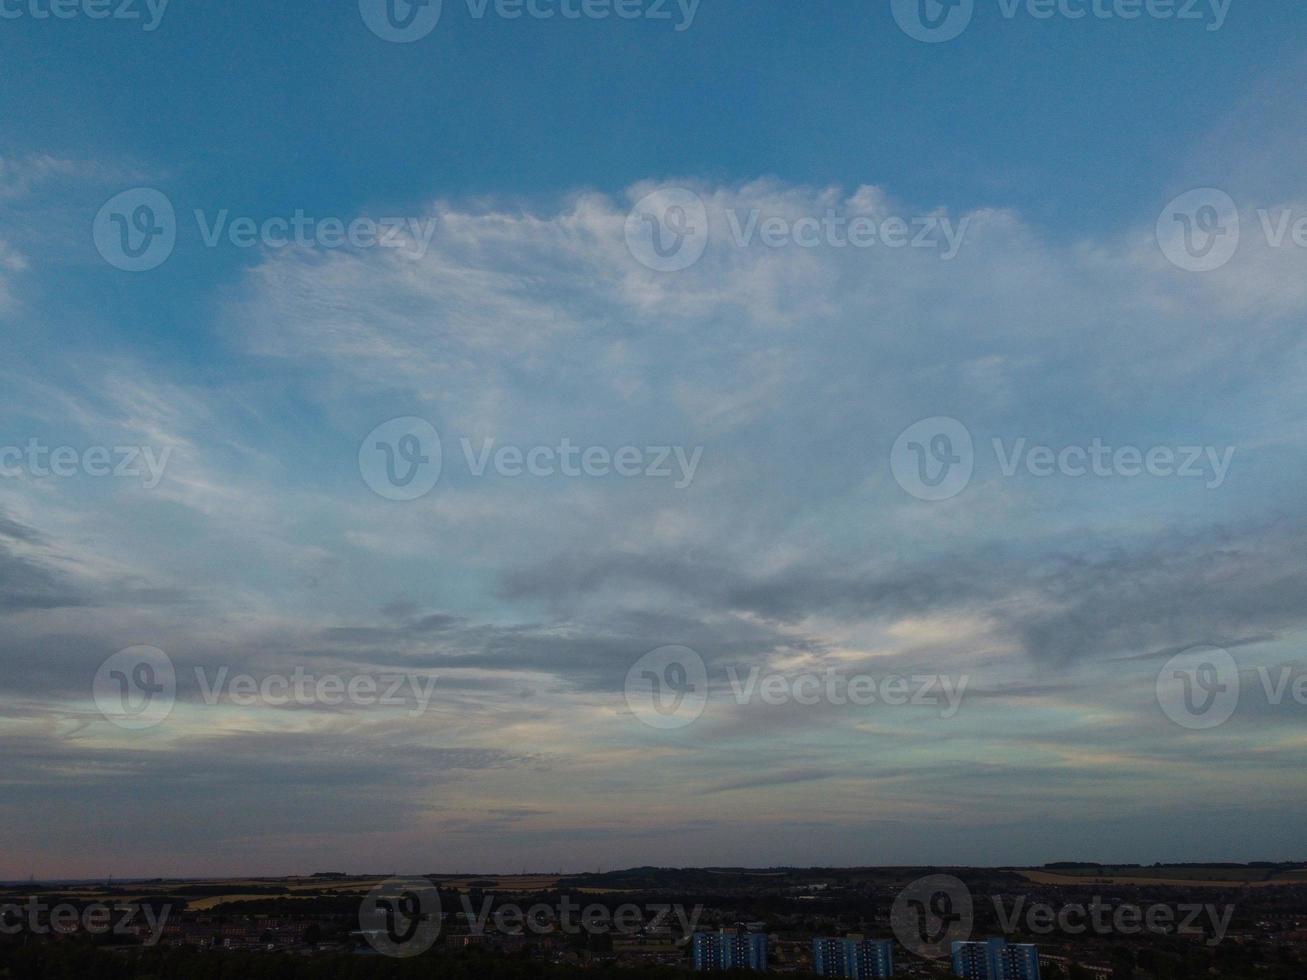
692,929 -> 769,971
951,938 -> 1040,980
812,936 -> 894,977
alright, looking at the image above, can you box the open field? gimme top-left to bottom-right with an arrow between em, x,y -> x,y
7,866 -> 1305,910
1017,866 -> 1307,888
0,874 -> 573,910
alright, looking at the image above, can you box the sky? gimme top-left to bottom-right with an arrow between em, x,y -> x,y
2,0 -> 1307,879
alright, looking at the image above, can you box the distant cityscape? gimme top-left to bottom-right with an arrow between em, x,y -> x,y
2,864 -> 1304,979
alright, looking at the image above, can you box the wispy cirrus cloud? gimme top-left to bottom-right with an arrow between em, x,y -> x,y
4,110 -> 1307,873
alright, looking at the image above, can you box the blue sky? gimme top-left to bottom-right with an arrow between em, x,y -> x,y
2,2 -> 1307,878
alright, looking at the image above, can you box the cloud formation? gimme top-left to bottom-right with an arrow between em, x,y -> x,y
2,143 -> 1307,875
